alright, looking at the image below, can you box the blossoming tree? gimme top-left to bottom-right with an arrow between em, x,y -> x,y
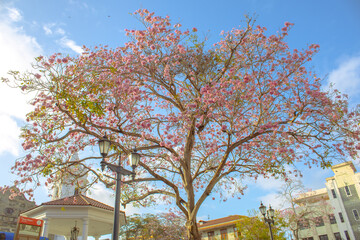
3,9 -> 360,239
120,212 -> 187,240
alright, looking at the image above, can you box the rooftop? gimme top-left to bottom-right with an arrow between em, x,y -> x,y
295,188 -> 329,203
22,193 -> 116,213
198,215 -> 247,230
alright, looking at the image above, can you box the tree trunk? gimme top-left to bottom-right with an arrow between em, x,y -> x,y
292,229 -> 299,240
186,218 -> 201,240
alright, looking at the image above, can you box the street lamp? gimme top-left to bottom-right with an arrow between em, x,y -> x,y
98,135 -> 140,240
70,221 -> 79,240
259,202 -> 275,240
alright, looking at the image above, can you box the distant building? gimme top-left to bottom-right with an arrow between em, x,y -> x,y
296,161 -> 360,240
198,215 -> 246,240
51,153 -> 88,200
0,188 -> 36,232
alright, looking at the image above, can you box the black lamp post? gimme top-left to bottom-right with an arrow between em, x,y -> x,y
259,202 -> 275,240
70,221 -> 79,240
98,135 -> 140,240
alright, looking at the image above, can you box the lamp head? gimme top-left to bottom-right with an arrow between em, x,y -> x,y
129,149 -> 141,168
98,135 -> 111,157
259,202 -> 266,215
268,205 -> 275,218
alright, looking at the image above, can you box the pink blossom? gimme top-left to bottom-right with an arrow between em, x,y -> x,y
7,10 -> 358,238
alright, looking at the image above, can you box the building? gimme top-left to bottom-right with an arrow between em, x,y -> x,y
198,215 -> 246,240
296,161 -> 360,240
21,192 -> 124,240
51,153 -> 88,200
325,162 -> 360,239
0,188 -> 36,232
295,188 -> 340,240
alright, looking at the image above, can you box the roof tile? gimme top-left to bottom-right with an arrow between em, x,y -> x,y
198,215 -> 247,229
41,194 -> 114,211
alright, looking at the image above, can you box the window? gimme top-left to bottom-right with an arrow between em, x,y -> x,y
344,231 -> 350,240
302,238 -> 314,240
220,229 -> 228,240
207,231 -> 215,240
339,212 -> 345,222
329,214 -> 337,224
353,209 -> 359,220
344,185 -> 351,196
315,216 -> 324,227
299,219 -> 310,230
319,235 -> 328,240
331,189 -> 337,198
334,232 -> 341,240
4,208 -> 14,215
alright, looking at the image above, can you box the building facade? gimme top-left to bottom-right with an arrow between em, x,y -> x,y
325,162 -> 360,240
51,153 -> 88,200
295,188 -> 340,240
198,215 -> 245,240
297,161 -> 360,240
0,188 -> 36,232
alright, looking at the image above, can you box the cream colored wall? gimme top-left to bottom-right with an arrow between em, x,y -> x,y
299,161 -> 360,240
296,199 -> 338,240
200,225 -> 238,240
332,163 -> 357,188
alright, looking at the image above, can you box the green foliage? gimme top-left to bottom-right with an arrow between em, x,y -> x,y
41,163 -> 53,176
236,210 -> 287,240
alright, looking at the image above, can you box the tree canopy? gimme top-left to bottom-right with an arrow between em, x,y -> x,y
236,210 -> 287,240
120,212 -> 187,240
3,9 -> 360,239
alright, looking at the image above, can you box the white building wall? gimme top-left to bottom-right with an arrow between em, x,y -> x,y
296,162 -> 360,240
51,153 -> 88,200
326,178 -> 355,240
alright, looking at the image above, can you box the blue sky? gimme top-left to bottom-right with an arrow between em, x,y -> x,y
0,0 -> 360,221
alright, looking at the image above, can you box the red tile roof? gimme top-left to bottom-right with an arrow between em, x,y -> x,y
198,215 -> 247,229
36,193 -> 115,211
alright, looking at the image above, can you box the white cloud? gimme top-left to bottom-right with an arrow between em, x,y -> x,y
59,36 -> 83,54
56,28 -> 65,35
258,192 -> 283,209
87,183 -> 165,216
43,23 -> 81,54
43,23 -> 66,36
6,7 -> 22,22
87,183 -> 115,207
252,176 -> 285,191
87,183 -> 142,215
43,25 -> 53,35
301,166 -> 331,191
0,115 -> 21,156
327,56 -> 360,98
0,6 -> 42,156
